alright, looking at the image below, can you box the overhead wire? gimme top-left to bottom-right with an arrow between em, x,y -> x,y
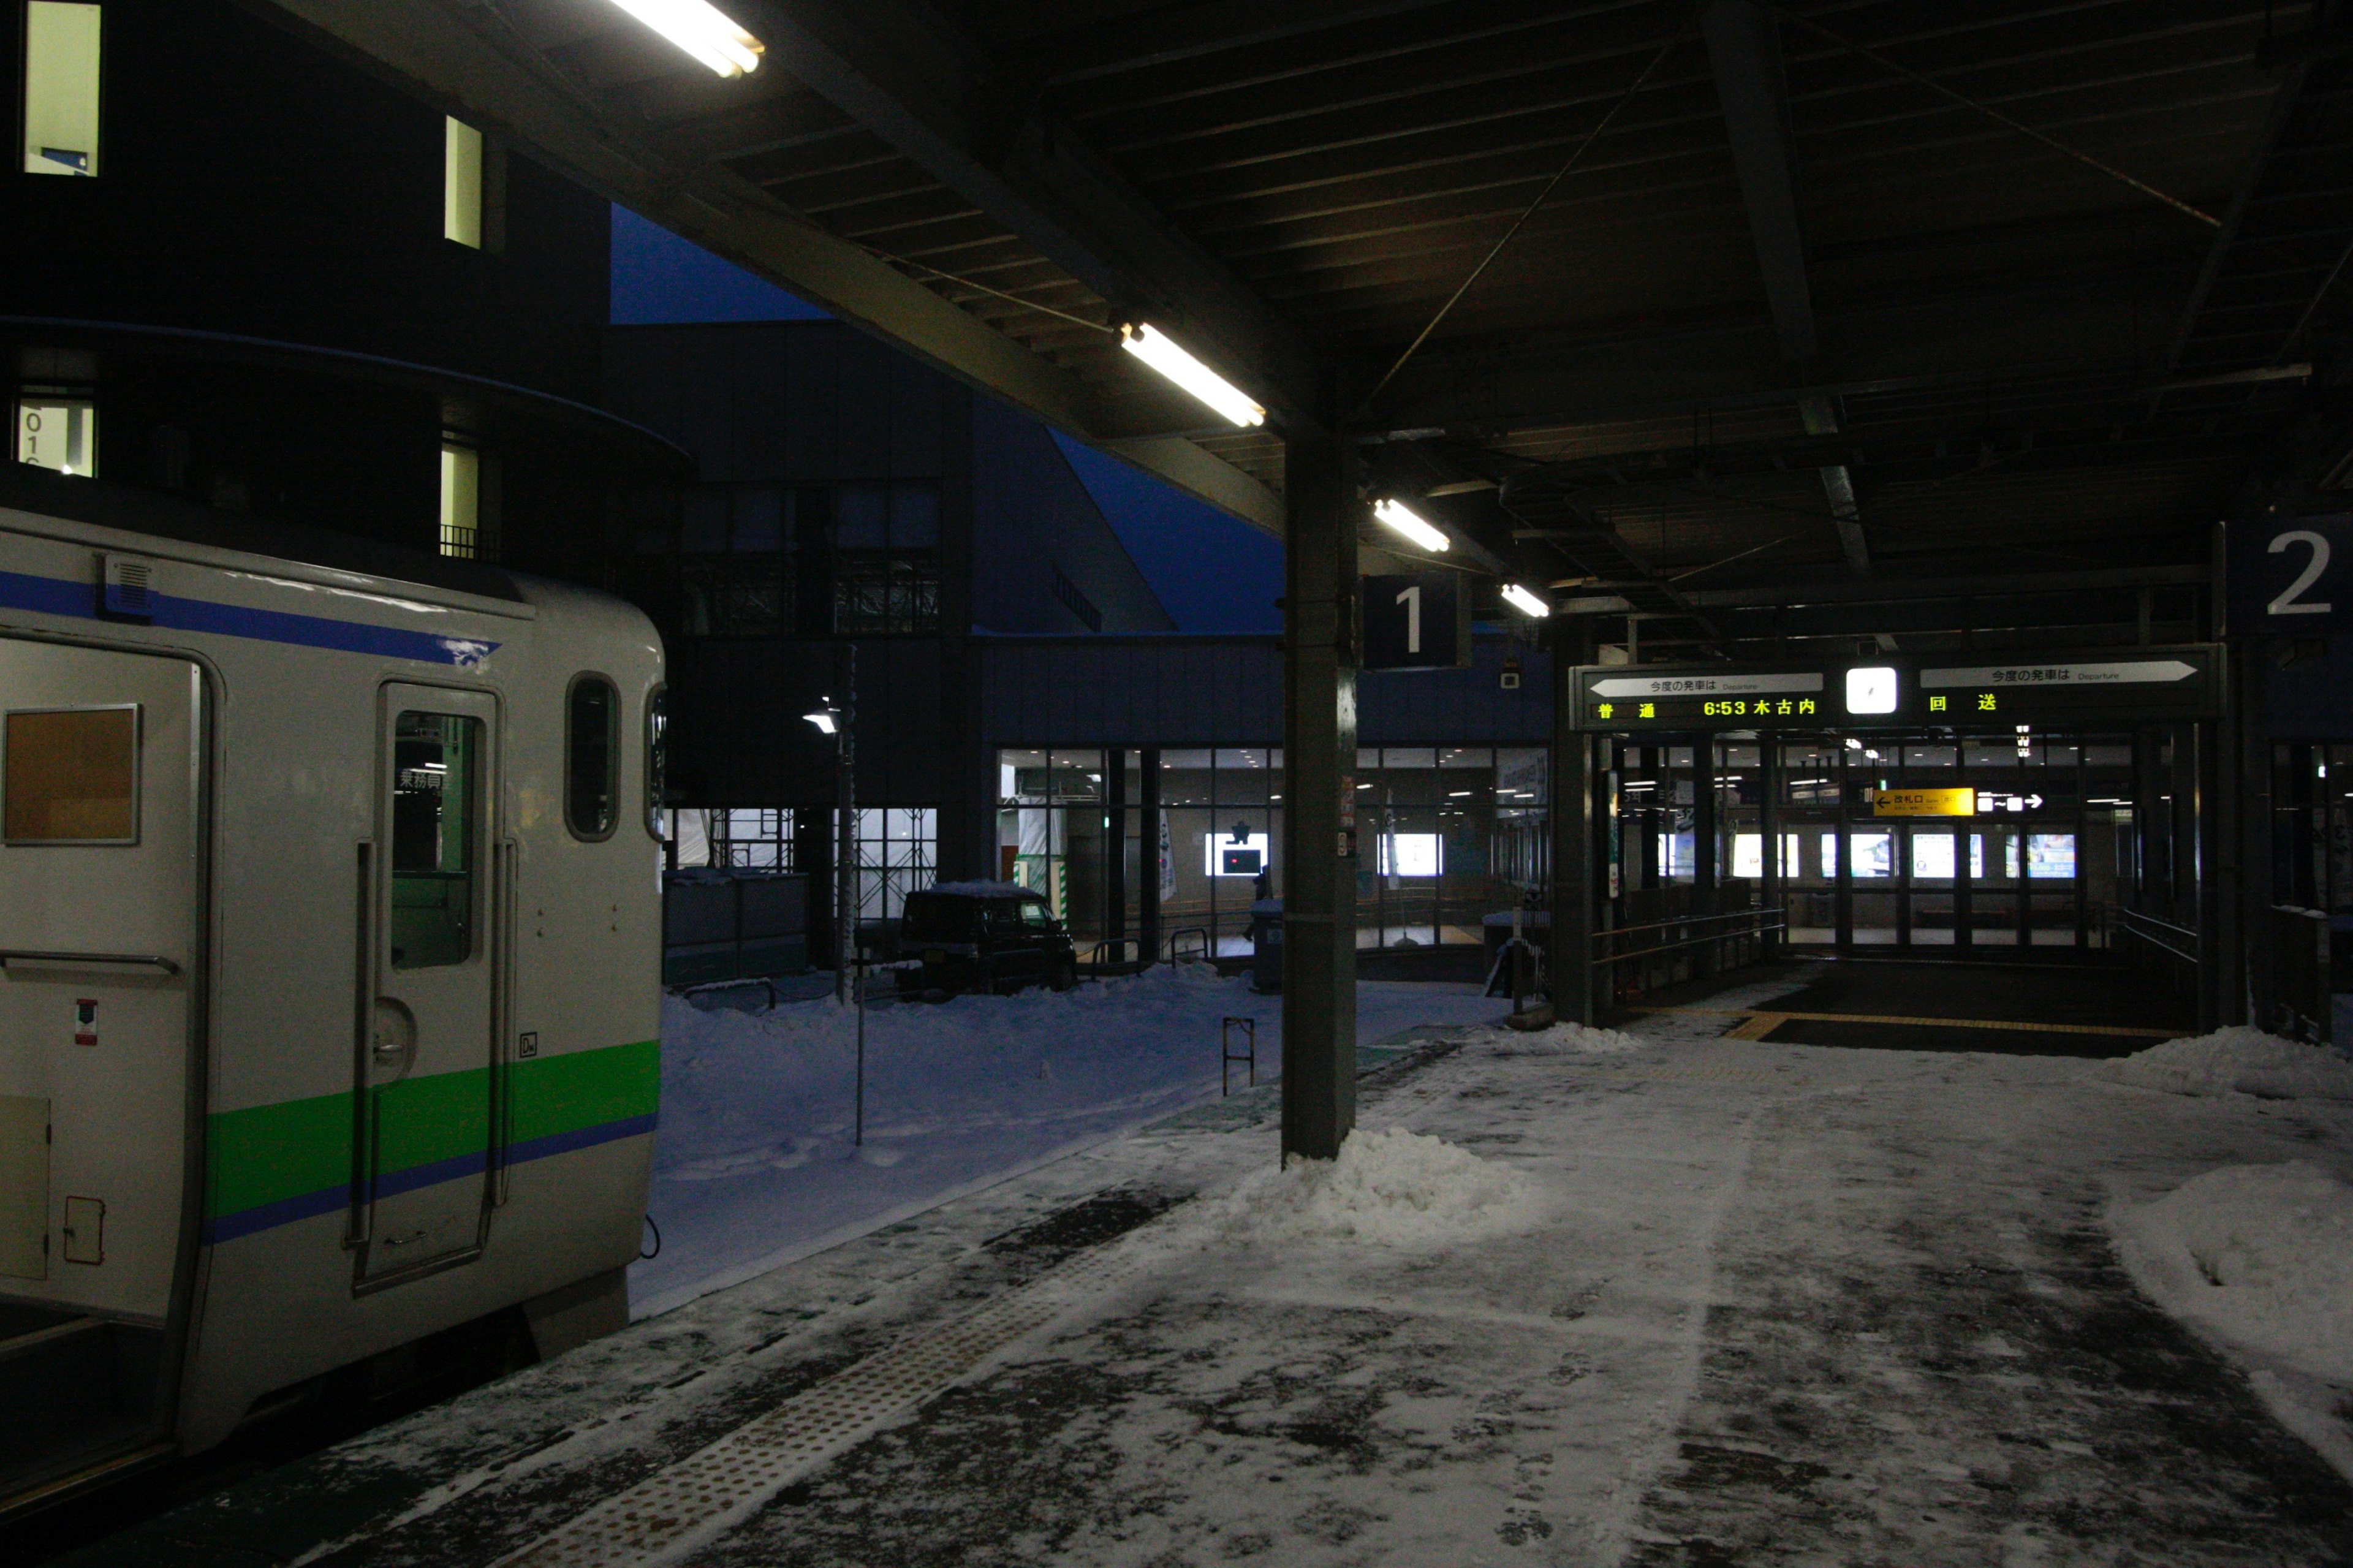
1357,28 -> 1691,417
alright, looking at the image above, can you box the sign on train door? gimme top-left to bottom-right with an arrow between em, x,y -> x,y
0,639 -> 200,1323
356,683 -> 501,1287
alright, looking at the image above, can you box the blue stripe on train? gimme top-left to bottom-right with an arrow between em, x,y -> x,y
200,1113 -> 657,1244
0,567 -> 501,667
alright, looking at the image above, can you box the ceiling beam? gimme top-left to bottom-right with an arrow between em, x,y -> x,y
241,0 -> 1289,529
733,0 -> 1327,427
1700,0 -> 1816,363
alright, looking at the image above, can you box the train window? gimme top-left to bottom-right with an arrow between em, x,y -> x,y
567,675 -> 619,841
23,2 -> 100,178
17,395 -> 94,476
444,117 -> 482,247
3,705 -> 136,843
644,685 -> 667,841
391,713 -> 479,968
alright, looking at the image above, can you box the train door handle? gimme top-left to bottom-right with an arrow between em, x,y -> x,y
370,998 -> 417,1070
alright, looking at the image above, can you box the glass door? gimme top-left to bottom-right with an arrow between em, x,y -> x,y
1909,828 -> 1958,946
1849,827 -> 1898,945
1971,827 -> 2023,945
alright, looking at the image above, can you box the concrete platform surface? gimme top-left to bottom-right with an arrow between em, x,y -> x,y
55,983 -> 2353,1567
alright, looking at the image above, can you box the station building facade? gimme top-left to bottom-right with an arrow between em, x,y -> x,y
6,0 -> 678,572
601,320 -> 1556,961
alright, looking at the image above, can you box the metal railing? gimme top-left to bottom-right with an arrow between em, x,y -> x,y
1080,937 -> 1145,976
2113,906 -> 2199,968
1167,926 -> 1212,968
1591,906 -> 1786,1001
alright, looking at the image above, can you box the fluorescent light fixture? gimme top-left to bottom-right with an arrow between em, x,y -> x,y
1118,323 -> 1264,427
603,0 -> 764,77
803,710 -> 836,735
1372,498 -> 1449,553
1844,665 -> 1898,714
1500,583 -> 1551,618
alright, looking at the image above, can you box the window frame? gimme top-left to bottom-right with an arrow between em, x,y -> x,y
643,683 -> 666,843
2,701 -> 139,846
564,671 -> 621,844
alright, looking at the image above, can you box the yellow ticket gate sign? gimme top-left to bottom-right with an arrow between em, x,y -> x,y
1873,787 -> 1977,817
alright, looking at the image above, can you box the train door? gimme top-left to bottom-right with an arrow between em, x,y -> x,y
355,684 -> 500,1287
0,638 -> 200,1480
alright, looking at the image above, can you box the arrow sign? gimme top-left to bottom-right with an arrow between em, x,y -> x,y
1919,659 -> 2197,688
2025,793 -> 2044,809
1586,671 -> 1823,699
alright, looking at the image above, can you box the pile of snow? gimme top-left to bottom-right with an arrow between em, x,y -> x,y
636,972 -> 1512,1313
1200,1127 -> 1543,1249
2099,1026 -> 2353,1102
1459,1019 -> 1645,1056
2115,1162 -> 2353,1387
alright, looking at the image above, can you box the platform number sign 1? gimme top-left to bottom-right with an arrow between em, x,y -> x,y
1360,574 -> 1469,670
2230,514 -> 2353,634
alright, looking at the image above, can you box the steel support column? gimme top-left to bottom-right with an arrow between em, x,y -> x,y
1692,735 -> 1719,977
1281,428 -> 1358,1162
1139,748 -> 1162,964
1551,624 -> 1597,1025
1105,749 -> 1129,956
1757,735 -> 1780,958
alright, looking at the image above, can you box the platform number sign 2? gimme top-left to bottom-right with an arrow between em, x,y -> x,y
2232,515 -> 2353,634
1361,574 -> 1469,670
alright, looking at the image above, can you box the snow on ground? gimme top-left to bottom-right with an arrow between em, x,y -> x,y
1190,1126 -> 1545,1249
2114,1160 -> 2353,1478
2099,1024 -> 2353,1100
632,968 -> 1510,1315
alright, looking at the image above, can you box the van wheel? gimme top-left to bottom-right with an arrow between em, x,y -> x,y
1050,958 -> 1078,992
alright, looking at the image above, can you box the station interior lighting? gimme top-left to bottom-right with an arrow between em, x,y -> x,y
603,0 -> 765,77
1118,324 -> 1265,427
1372,498 -> 1449,552
1500,583 -> 1551,618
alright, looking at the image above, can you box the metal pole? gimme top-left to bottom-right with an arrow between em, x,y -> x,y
854,945 -> 865,1146
835,642 -> 857,1002
1279,424 -> 1358,1164
1552,626 -> 1597,1025
1692,733 -> 1718,979
1139,748 -> 1163,963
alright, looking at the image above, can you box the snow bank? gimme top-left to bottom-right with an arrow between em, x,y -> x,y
1199,1127 -> 1543,1249
2099,1026 -> 2353,1102
635,972 -> 1511,1312
1459,1019 -> 1645,1056
2115,1162 -> 2353,1388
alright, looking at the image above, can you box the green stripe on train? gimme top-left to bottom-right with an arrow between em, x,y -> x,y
204,1039 -> 661,1218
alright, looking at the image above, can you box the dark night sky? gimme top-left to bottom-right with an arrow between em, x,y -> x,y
610,205 -> 1283,633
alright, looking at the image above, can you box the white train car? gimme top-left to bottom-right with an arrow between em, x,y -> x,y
0,472 -> 663,1509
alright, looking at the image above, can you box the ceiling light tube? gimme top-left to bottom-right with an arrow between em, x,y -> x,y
804,710 -> 837,735
604,0 -> 765,77
1119,324 -> 1265,427
1501,583 -> 1552,618
1372,498 -> 1449,553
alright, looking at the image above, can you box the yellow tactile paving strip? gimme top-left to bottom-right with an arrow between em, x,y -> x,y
496,1242 -> 1151,1568
1627,1006 -> 2180,1040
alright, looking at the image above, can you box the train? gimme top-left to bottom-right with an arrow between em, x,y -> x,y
0,467 -> 663,1512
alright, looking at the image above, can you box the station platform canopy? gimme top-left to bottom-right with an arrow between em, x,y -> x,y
255,0 -> 2347,651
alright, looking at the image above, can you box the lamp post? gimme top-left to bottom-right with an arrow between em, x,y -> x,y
806,643 -> 860,1144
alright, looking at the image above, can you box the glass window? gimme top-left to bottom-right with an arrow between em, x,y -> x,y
644,686 -> 666,841
2028,833 -> 2077,880
1913,833 -> 1956,879
439,442 -> 480,558
444,117 -> 482,247
1379,833 -> 1442,877
566,676 -> 619,839
1851,830 -> 1893,879
23,2 -> 99,177
4,705 -> 134,843
17,395 -> 94,475
391,713 -> 479,968
714,808 -> 793,869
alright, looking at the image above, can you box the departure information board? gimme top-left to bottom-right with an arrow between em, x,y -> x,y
1569,647 -> 2221,731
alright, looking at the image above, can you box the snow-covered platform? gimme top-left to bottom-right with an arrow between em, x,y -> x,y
57,975 -> 2353,1567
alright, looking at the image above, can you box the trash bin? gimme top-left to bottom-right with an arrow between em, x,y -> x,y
1251,898 -> 1283,993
